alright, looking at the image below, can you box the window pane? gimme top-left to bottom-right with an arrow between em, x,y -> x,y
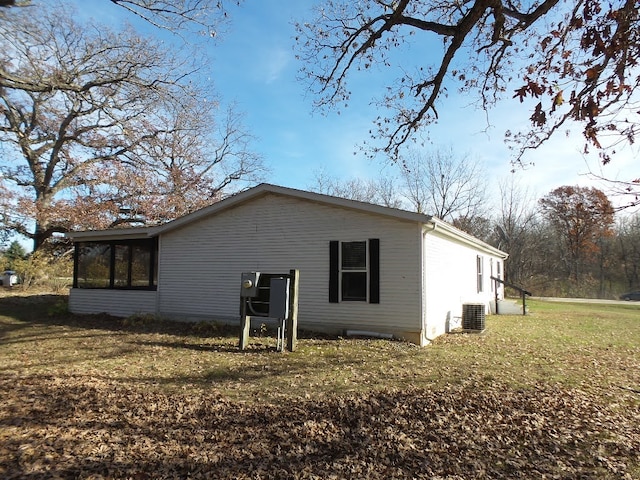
77,243 -> 111,288
131,244 -> 152,287
342,272 -> 367,301
74,239 -> 157,290
342,241 -> 366,270
114,244 -> 130,287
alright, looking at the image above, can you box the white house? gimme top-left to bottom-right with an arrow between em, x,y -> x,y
67,183 -> 508,345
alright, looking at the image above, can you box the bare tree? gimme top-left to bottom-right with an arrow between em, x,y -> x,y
310,169 -> 403,208
616,214 -> 640,289
494,176 -> 540,286
400,148 -> 489,225
109,0 -> 241,37
0,2 -> 263,251
1,1 -> 238,37
296,1 -> 639,171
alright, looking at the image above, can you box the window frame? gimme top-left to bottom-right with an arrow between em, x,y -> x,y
340,241 -> 369,302
329,239 -> 380,304
477,255 -> 484,293
73,238 -> 158,290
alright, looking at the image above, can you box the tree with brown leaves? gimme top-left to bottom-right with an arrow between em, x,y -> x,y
539,185 -> 615,282
296,0 -> 639,169
0,2 -> 263,251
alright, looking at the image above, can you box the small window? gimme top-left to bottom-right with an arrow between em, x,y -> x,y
490,258 -> 494,292
329,239 -> 380,303
477,255 -> 484,293
76,243 -> 111,288
114,244 -> 131,287
341,241 -> 367,301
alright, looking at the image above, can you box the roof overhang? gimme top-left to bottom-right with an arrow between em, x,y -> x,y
66,226 -> 159,242
64,183 -> 507,260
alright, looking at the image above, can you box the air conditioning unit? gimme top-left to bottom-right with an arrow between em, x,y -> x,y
462,303 -> 485,331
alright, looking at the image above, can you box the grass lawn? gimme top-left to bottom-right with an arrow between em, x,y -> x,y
1,293 -> 639,479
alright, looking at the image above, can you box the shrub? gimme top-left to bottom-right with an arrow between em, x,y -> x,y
122,313 -> 157,329
47,299 -> 69,317
12,251 -> 72,293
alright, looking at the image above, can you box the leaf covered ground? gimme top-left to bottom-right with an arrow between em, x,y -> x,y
1,294 -> 639,479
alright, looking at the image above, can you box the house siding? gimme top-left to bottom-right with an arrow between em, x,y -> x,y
69,289 -> 157,317
422,227 -> 502,340
157,193 -> 423,339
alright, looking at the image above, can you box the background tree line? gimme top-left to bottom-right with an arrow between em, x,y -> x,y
1,0 -> 637,299
311,148 -> 635,299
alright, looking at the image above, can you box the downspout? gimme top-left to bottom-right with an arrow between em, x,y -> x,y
421,221 -> 438,345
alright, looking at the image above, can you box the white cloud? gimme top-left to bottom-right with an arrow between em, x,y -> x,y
261,47 -> 290,84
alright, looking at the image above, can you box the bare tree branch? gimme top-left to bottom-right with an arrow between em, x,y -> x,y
0,2 -> 263,250
297,0 -> 639,178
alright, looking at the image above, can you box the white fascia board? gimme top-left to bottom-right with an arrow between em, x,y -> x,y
65,226 -> 160,242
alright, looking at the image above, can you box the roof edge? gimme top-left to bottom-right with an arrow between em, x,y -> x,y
64,184 -> 507,260
425,218 -> 509,259
65,226 -> 159,241
153,183 -> 433,235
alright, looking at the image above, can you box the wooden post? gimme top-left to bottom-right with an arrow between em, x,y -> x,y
239,298 -> 251,350
286,269 -> 299,352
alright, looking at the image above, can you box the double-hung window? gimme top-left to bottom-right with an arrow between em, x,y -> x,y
341,241 -> 368,301
329,239 -> 380,303
477,255 -> 484,293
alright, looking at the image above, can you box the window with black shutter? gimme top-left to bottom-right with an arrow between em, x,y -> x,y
329,239 -> 379,303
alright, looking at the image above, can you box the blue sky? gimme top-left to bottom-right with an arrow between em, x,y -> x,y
70,1 -> 639,207
211,2 -> 635,196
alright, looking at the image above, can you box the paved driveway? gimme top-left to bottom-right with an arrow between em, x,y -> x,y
533,296 -> 640,306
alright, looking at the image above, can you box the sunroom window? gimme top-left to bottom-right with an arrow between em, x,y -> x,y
74,238 -> 157,290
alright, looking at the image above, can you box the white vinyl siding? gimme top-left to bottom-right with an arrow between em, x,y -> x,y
69,289 -> 157,317
157,193 -> 423,337
422,228 -> 500,341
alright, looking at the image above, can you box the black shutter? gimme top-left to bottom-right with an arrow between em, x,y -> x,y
369,238 -> 380,304
329,240 -> 339,303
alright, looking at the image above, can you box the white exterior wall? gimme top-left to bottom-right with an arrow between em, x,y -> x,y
157,193 -> 424,340
69,289 -> 157,317
422,226 -> 504,342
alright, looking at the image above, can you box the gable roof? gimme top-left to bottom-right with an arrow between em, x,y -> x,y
67,183 -> 507,259
155,183 -> 433,233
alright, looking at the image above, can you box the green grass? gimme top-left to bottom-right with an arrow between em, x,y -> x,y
1,295 -> 638,403
1,294 -> 639,479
